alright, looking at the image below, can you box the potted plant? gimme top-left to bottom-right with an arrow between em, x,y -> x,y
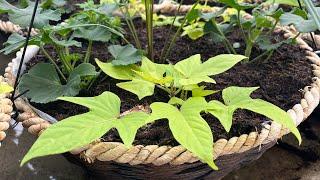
0,0 -> 320,179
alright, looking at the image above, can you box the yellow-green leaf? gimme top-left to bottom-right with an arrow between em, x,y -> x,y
21,91 -> 150,165
96,59 -> 137,80
117,79 -> 155,100
150,98 -> 217,170
0,82 -> 13,94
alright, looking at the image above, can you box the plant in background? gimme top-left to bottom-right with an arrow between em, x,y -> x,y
280,0 -> 320,33
194,0 -> 301,61
0,1 -> 127,103
0,0 -> 64,28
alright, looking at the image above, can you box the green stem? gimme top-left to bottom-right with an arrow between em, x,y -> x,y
237,10 -> 248,44
173,87 -> 183,96
162,0 -> 200,62
145,0 -> 154,60
263,49 -> 274,63
268,20 -> 278,34
119,1 -> 142,49
292,32 -> 301,41
156,85 -> 172,95
84,40 -> 93,63
244,42 -> 253,59
250,49 -> 271,63
126,7 -> 142,49
211,19 -> 237,54
159,0 -> 184,62
56,46 -> 72,73
65,46 -> 70,56
40,46 -> 67,82
87,70 -> 101,90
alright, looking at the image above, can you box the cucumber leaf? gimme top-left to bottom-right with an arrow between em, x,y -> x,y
108,44 -> 143,66
0,0 -> 61,28
280,13 -> 317,33
18,63 -> 81,103
218,0 -> 256,11
21,91 -> 150,166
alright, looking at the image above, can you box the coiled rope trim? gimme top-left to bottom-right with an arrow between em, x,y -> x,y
0,76 -> 13,144
0,20 -> 38,36
1,1 -> 320,166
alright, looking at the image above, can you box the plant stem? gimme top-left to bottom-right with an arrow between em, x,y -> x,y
55,45 -> 73,74
268,20 -> 278,34
156,85 -> 172,94
65,46 -> 70,56
84,40 -> 93,63
118,0 -> 142,49
210,19 -> 237,54
237,10 -> 251,57
87,70 -> 101,90
250,49 -> 271,63
40,46 -> 67,82
159,0 -> 184,62
263,49 -> 274,63
145,0 -> 154,60
244,41 -> 253,59
162,0 -> 200,62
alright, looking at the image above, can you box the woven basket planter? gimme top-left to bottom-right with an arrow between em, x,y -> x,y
1,2 -> 320,179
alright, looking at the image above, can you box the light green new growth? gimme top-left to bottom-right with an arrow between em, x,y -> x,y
207,86 -> 301,144
21,91 -> 150,166
150,97 -> 218,170
96,54 -> 247,99
0,82 -> 13,94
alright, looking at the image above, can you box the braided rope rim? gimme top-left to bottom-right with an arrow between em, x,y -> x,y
0,1 -> 319,167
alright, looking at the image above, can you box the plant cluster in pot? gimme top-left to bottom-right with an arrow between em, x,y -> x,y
0,0 -> 320,179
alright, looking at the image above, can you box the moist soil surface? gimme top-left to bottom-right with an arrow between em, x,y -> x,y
27,21 -> 313,146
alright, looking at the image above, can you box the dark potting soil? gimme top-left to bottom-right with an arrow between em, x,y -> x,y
28,23 -> 313,146
0,14 -> 9,21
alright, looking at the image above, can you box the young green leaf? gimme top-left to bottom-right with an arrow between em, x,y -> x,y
18,63 -> 81,103
96,58 -> 170,99
168,97 -> 185,105
69,63 -> 98,80
303,0 -> 320,31
280,13 -> 317,33
150,97 -> 217,170
219,0 -> 256,11
174,54 -> 246,86
192,86 -> 218,97
97,54 -> 245,99
207,86 -> 301,144
72,26 -> 112,42
0,33 -> 39,55
96,59 -> 138,80
257,35 -> 295,51
0,0 -> 61,28
21,91 -> 150,165
109,44 -> 143,66
0,82 -> 13,94
117,79 -> 155,100
265,0 -> 300,6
